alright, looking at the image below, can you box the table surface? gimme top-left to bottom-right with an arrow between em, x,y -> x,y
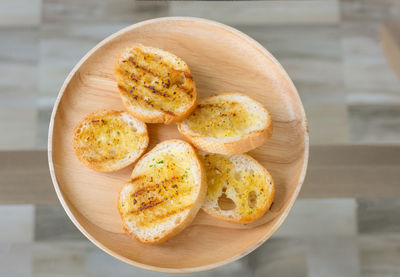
1,1 -> 400,276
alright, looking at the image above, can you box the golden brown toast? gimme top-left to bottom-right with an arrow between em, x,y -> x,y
73,110 -> 148,172
118,140 -> 206,244
115,45 -> 197,124
178,93 -> 273,154
199,151 -> 274,224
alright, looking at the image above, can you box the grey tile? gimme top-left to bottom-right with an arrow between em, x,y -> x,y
33,241 -> 91,277
341,0 -> 400,22
358,198 -> 400,234
0,27 -> 38,64
85,244 -> 252,277
348,90 -> 400,105
237,25 -> 345,105
36,108 -> 52,149
306,237 -> 360,277
0,108 -> 37,150
0,0 -> 41,27
38,23 -> 125,105
0,28 -> 39,108
305,103 -> 348,144
190,257 -> 251,277
0,205 -> 34,243
0,243 -> 32,277
342,22 -> 400,95
349,104 -> 400,144
251,238 -> 307,277
170,1 -> 340,25
42,0 -> 168,24
85,249 -> 162,277
275,199 -> 357,238
359,234 -> 400,277
34,205 -> 85,241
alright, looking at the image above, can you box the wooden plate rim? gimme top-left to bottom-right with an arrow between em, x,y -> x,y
48,16 -> 310,273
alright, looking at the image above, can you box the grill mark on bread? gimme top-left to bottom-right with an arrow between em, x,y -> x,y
127,57 -> 160,77
129,175 -> 188,215
197,102 -> 238,109
123,58 -> 190,99
143,85 -> 170,98
137,199 -> 165,211
116,46 -> 197,124
130,176 -> 180,197
119,78 -> 178,116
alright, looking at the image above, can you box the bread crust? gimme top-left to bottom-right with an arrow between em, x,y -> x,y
118,139 -> 206,244
115,44 -> 197,124
178,93 -> 273,154
72,109 -> 149,172
200,153 -> 275,224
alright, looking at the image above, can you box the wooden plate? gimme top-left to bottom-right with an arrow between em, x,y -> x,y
48,17 -> 309,273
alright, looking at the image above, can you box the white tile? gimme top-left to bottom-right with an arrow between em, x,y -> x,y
0,205 -> 34,243
0,0 -> 41,27
0,243 -> 32,277
0,108 -> 37,150
170,1 -> 340,25
0,63 -> 38,108
274,199 -> 357,238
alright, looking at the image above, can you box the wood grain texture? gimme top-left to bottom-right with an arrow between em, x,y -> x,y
3,145 -> 400,204
47,17 -> 309,272
381,21 -> 400,80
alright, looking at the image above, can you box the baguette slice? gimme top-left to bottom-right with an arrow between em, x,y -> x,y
178,93 -> 273,154
198,151 -> 274,224
73,110 -> 148,172
118,139 -> 206,244
115,45 -> 197,124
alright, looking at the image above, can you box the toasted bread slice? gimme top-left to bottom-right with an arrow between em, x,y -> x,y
178,93 -> 273,154
118,140 -> 206,244
73,110 -> 148,172
198,151 -> 274,224
115,45 -> 197,124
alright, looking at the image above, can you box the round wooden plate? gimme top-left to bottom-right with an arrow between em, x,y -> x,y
48,17 -> 309,273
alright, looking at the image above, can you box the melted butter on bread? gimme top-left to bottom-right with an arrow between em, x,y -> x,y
115,45 -> 196,123
120,150 -> 196,228
73,111 -> 148,171
184,100 -> 262,139
199,152 -> 274,223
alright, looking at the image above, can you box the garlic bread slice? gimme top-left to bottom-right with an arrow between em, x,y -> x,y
118,140 -> 206,244
115,45 -> 197,124
178,93 -> 273,154
73,110 -> 148,172
199,151 -> 274,224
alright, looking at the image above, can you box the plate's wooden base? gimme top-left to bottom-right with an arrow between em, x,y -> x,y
49,17 -> 308,273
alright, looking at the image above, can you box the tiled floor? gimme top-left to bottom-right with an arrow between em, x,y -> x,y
0,200 -> 372,276
1,0 -> 400,276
